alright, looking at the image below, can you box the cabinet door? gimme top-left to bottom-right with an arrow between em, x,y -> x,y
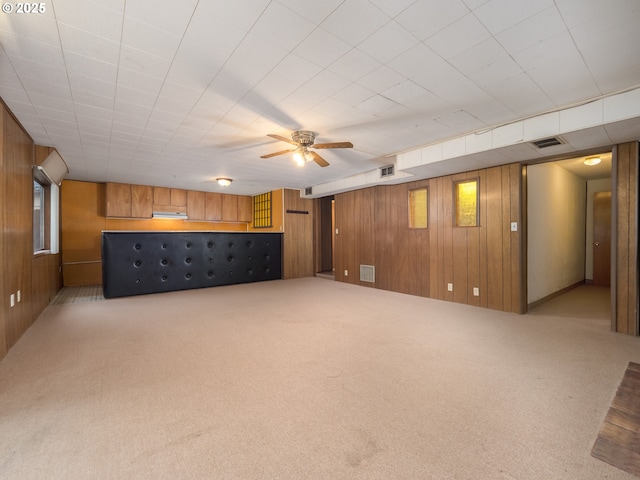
237,195 -> 252,223
171,189 -> 187,207
187,190 -> 205,221
205,192 -> 222,221
105,183 -> 132,217
221,194 -> 238,221
153,187 -> 171,206
131,185 -> 152,218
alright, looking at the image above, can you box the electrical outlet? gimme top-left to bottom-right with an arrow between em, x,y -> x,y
344,270 -> 348,276
335,228 -> 339,235
473,287 -> 479,296
447,283 -> 453,292
17,290 -> 21,302
10,294 -> 15,307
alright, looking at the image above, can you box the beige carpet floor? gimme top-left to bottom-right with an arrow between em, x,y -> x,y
0,279 -> 638,479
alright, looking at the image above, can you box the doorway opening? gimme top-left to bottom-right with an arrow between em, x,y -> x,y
317,195 -> 335,279
526,152 -> 613,326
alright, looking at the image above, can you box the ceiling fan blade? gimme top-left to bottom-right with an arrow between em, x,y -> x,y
267,134 -> 297,146
260,149 -> 294,159
312,141 -> 353,149
309,151 -> 329,167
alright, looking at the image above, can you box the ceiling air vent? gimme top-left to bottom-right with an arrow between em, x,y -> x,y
531,137 -> 564,149
304,187 -> 312,196
380,165 -> 394,177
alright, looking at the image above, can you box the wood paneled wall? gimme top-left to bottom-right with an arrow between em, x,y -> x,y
0,101 -> 62,361
613,142 -> 639,335
334,164 -> 524,314
283,188 -> 314,279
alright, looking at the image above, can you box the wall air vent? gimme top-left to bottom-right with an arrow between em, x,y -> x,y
304,187 -> 312,196
380,165 -> 394,177
360,265 -> 375,283
531,137 -> 564,149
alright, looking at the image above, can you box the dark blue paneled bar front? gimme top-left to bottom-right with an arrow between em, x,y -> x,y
101,231 -> 282,299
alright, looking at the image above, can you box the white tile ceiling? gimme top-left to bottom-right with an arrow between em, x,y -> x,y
1,0 -> 639,195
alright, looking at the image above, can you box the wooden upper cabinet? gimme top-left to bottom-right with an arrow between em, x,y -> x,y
220,194 -> 252,222
221,194 -> 238,221
106,183 -> 132,217
107,184 -> 251,223
106,183 -> 152,218
186,190 -> 205,221
153,187 -> 171,206
171,188 -> 187,207
237,195 -> 252,222
153,187 -> 187,214
205,192 -> 222,221
131,185 -> 152,218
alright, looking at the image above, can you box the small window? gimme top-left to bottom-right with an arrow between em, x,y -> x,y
33,180 -> 46,251
454,179 -> 479,227
253,191 -> 272,228
408,187 -> 428,229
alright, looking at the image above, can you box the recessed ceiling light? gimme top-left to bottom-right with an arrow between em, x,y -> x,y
584,156 -> 601,166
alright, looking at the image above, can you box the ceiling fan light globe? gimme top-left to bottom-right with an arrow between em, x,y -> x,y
293,151 -> 305,166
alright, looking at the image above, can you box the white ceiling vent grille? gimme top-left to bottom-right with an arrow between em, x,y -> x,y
360,265 -> 375,283
380,165 -> 394,177
531,137 -> 564,149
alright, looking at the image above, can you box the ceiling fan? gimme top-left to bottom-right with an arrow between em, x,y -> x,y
260,130 -> 353,167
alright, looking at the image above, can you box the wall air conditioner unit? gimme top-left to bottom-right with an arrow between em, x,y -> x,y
34,149 -> 69,185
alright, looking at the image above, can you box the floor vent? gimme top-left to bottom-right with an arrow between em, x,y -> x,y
531,136 -> 564,149
380,165 -> 394,177
360,265 -> 375,283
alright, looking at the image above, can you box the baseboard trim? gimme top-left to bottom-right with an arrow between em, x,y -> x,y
527,280 -> 585,310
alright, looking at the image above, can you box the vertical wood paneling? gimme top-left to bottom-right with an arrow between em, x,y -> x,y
615,142 -> 639,335
452,173 -> 468,304
409,180 -> 430,297
466,171 -> 480,307
478,170 -> 489,308
2,103 -> 35,353
485,167 -> 504,310
616,143 -> 630,333
429,178 -> 441,299
510,164 -> 524,313
443,177 -> 454,302
331,163 -> 527,315
627,145 -> 638,336
0,104 -> 6,358
283,189 -> 314,279
501,166 -> 512,312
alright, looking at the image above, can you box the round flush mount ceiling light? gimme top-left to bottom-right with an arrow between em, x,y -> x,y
584,156 -> 601,166
216,178 -> 232,187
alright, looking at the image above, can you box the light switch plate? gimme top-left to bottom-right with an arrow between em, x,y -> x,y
511,222 -> 518,232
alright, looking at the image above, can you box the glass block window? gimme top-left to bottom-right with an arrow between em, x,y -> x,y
455,179 -> 479,227
408,187 -> 428,229
253,191 -> 272,228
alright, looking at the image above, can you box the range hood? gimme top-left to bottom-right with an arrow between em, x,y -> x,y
152,206 -> 188,219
